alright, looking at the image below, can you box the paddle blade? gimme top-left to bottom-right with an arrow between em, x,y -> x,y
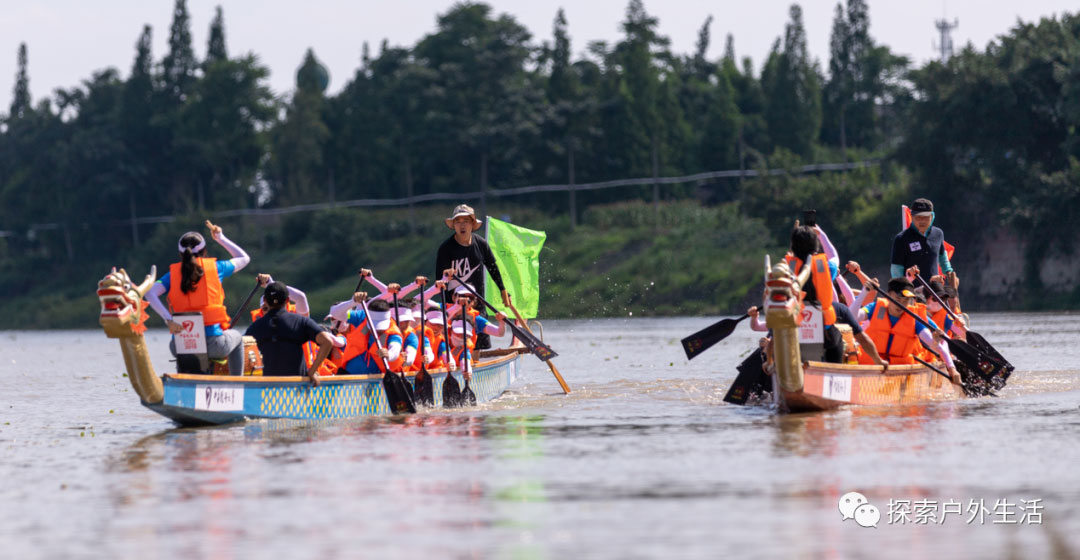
507,321 -> 558,361
442,371 -> 462,408
413,370 -> 435,407
382,372 -> 417,414
462,379 -> 477,406
966,330 -> 1013,371
682,317 -> 742,360
723,348 -> 770,405
946,338 -> 1010,396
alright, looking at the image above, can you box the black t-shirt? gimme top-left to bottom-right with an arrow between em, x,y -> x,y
891,225 -> 945,284
434,234 -> 505,300
244,307 -> 323,376
830,301 -> 863,335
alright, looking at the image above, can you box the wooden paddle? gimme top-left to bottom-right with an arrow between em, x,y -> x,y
440,286 -> 462,408
360,298 -> 416,414
682,307 -> 758,360
459,296 -> 477,406
413,280 -> 435,406
227,278 -> 262,328
391,291 -> 416,402
454,281 -> 559,362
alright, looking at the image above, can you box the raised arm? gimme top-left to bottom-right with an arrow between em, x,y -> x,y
207,220 -> 250,272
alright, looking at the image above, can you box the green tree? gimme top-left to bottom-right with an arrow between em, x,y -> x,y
9,43 -> 31,119
268,49 -> 330,206
205,5 -> 227,66
161,0 -> 196,102
764,4 -> 822,158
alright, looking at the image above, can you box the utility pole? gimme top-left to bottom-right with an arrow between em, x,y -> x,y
934,18 -> 958,61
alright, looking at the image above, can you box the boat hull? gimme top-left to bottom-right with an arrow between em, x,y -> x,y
777,361 -> 965,413
148,352 -> 523,426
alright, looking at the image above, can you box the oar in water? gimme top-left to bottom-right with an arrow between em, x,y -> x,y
228,278 -> 262,328
912,274 -> 1014,373
392,291 -> 416,402
505,296 -> 571,394
454,281 -> 559,363
440,286 -> 462,408
460,298 -> 477,406
864,280 -> 1001,393
412,280 -> 435,406
361,298 -> 416,414
682,307 -> 758,360
722,347 -> 771,405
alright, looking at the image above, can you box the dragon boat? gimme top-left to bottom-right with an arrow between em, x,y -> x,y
760,260 -> 968,413
97,267 -> 523,426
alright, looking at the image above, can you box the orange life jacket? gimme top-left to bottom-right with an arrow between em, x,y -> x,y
859,298 -> 918,365
250,301 -> 296,322
910,302 -> 936,362
929,306 -> 949,337
340,317 -> 403,373
405,326 -> 433,372
784,253 -> 836,326
168,258 -> 230,328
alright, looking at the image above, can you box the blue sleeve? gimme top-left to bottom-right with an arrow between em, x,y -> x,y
388,334 -> 403,346
914,321 -> 926,335
405,332 -> 418,348
944,315 -> 953,332
862,302 -> 876,317
346,308 -> 366,327
476,316 -> 490,331
158,271 -> 170,288
828,260 -> 839,281
217,260 -> 236,279
938,249 -> 953,274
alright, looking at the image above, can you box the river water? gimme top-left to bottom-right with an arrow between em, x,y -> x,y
1,313 -> 1079,559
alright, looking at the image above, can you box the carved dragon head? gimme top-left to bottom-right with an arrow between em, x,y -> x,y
764,261 -> 804,329
98,266 -> 156,338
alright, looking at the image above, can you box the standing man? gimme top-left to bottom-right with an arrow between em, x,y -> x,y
891,197 -> 956,285
435,204 -> 509,349
245,280 -> 337,386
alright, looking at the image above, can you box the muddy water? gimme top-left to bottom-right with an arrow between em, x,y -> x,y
1,313 -> 1078,559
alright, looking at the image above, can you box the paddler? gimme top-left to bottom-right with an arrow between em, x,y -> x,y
785,225 -> 886,366
145,220 -> 250,374
328,294 -> 405,374
434,204 -> 510,349
855,277 -> 961,384
251,273 -> 342,376
245,281 -> 339,385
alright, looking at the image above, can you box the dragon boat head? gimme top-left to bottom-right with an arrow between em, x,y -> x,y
764,258 -> 812,394
98,266 -> 156,338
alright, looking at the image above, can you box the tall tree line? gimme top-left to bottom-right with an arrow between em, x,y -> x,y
3,0 -> 1080,289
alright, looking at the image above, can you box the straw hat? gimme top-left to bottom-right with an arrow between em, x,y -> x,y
445,204 -> 482,231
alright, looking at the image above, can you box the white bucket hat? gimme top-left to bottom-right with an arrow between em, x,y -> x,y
444,204 -> 482,231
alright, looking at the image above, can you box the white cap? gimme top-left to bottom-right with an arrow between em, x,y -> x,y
451,322 -> 475,336
454,284 -> 475,297
368,309 -> 392,331
425,310 -> 444,325
393,307 -> 413,322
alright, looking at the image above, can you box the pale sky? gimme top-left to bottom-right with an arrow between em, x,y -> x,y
1,0 -> 1077,113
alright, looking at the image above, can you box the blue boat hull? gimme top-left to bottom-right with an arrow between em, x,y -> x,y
148,352 -> 523,426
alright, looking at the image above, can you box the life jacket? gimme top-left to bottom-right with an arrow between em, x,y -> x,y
859,298 -> 918,365
340,317 -> 403,374
303,340 -> 339,376
784,253 -> 836,326
929,306 -> 949,338
405,326 -> 434,372
250,301 -> 296,322
910,302 -> 935,362
168,258 -> 230,328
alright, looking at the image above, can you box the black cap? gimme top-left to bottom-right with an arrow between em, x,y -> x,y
264,281 -> 289,307
911,198 -> 934,216
887,277 -> 916,298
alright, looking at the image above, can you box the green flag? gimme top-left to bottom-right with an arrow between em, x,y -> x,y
485,217 -> 546,319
